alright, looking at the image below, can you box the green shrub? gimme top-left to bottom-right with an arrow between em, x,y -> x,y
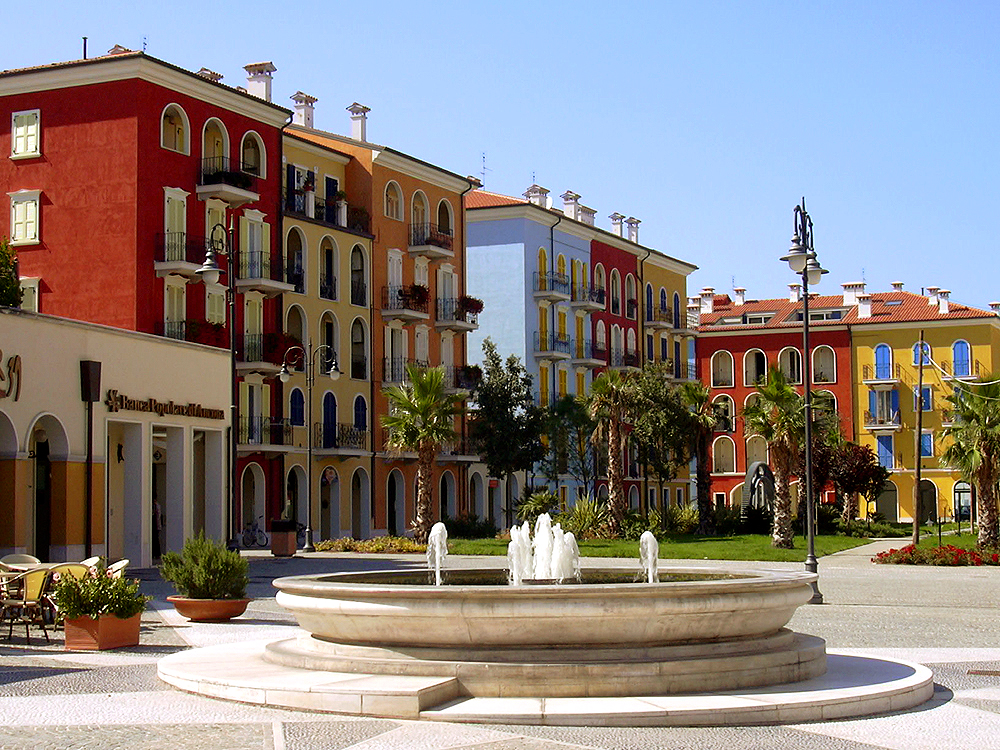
873,544 -> 1000,566
517,491 -> 560,527
314,536 -> 426,553
556,495 -> 609,538
715,505 -> 743,536
618,509 -> 663,541
52,572 -> 149,620
817,503 -> 842,534
160,532 -> 249,599
662,504 -> 699,534
740,505 -> 773,535
444,512 -> 498,539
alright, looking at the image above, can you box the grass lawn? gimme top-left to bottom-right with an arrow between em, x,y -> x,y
449,534 -> 871,562
914,532 -> 980,550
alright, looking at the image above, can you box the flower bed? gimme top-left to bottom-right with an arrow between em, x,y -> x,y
872,544 -> 1000,566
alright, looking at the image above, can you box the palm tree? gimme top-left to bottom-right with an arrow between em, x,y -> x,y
676,380 -> 727,535
942,379 -> 1000,549
382,365 -> 464,543
742,366 -> 805,549
587,368 -> 640,537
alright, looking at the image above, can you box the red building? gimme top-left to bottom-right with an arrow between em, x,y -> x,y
0,49 -> 293,544
695,285 -> 854,507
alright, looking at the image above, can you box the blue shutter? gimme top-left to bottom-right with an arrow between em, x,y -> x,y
877,435 -> 893,468
891,389 -> 900,416
920,433 -> 933,457
869,390 -> 876,417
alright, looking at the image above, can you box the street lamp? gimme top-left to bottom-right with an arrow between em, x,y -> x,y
196,222 -> 239,549
780,198 -> 827,605
279,341 -> 340,553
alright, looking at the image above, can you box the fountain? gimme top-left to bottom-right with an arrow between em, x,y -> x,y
158,517 -> 934,726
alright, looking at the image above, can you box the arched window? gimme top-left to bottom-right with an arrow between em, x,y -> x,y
626,328 -> 637,353
241,131 -> 265,177
874,344 -> 892,379
745,392 -> 761,411
659,287 -> 668,312
557,254 -> 567,281
596,320 -> 607,349
714,395 -> 734,432
285,228 -> 305,294
322,392 -> 337,448
645,284 -> 654,321
816,390 -> 837,417
437,200 -> 453,235
953,340 -> 971,377
610,270 -> 621,315
289,389 -> 305,426
350,245 -> 367,306
954,480 -> 972,521
285,305 -> 306,363
625,274 -> 637,319
160,104 -> 189,153
744,349 -> 767,386
384,181 -> 402,220
351,319 -> 367,379
320,236 -> 338,300
779,347 -> 802,384
202,118 -> 229,161
712,436 -> 736,474
746,435 -> 767,466
913,341 -> 931,366
673,292 -> 681,327
319,311 -> 338,371
711,350 -> 734,387
353,395 -> 367,430
594,263 -> 606,297
813,346 -> 836,383
411,190 -> 428,228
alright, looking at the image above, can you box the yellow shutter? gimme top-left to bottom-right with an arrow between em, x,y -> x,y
538,307 -> 547,339
239,382 -> 248,429
576,371 -> 585,394
558,369 -> 567,396
558,311 -> 566,337
262,384 -> 271,419
539,365 -> 549,403
240,217 -> 249,260
262,221 -> 271,262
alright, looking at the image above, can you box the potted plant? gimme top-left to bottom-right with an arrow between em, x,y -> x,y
52,569 -> 150,650
160,532 -> 250,621
334,189 -> 348,202
457,295 -> 484,316
406,283 -> 430,306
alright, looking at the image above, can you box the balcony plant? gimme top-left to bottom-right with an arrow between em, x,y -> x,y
334,189 -> 348,202
52,569 -> 150,650
160,532 -> 250,621
457,295 -> 484,316
406,283 -> 430,306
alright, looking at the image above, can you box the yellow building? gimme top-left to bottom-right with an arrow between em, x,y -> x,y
279,131 -> 375,541
851,284 -> 1000,523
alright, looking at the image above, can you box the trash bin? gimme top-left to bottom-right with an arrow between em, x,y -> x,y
271,519 -> 297,557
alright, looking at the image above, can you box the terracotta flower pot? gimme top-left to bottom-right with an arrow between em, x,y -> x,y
167,595 -> 250,622
64,613 -> 141,650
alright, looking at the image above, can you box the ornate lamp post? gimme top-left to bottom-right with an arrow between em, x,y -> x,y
196,222 -> 239,547
780,198 -> 827,605
279,341 -> 340,553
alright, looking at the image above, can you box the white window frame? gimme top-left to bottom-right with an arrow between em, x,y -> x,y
240,131 -> 266,178
11,109 -> 40,159
160,104 -> 190,155
8,189 -> 40,246
19,277 -> 40,312
384,181 -> 403,221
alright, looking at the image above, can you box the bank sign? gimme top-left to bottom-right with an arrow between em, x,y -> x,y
0,350 -> 21,402
104,389 -> 225,420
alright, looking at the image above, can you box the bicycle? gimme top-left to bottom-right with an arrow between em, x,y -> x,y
242,515 -> 269,548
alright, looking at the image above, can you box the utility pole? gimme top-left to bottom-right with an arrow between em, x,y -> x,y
912,329 -> 925,547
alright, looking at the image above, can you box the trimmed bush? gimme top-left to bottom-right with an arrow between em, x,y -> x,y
52,572 -> 149,620
314,536 -> 426,553
160,532 -> 249,599
873,544 -> 1000,566
444,512 -> 498,539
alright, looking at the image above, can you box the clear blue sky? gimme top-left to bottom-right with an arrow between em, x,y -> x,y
14,1 -> 1000,308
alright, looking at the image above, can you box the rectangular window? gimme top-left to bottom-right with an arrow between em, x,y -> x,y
646,333 -> 654,360
913,386 -> 932,412
676,487 -> 684,507
11,110 -> 40,158
19,278 -> 39,312
877,435 -> 894,469
206,288 -> 226,325
9,191 -> 39,245
661,336 -> 669,361
920,432 -> 934,458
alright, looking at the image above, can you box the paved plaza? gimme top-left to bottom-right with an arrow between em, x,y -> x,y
3,541 -> 1000,749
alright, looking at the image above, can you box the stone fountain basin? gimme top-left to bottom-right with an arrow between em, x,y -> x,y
273,567 -> 816,649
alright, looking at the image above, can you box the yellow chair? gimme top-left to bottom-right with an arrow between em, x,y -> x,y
42,564 -> 91,624
1,569 -> 50,643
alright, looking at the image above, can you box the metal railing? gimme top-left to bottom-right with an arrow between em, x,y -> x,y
314,422 -> 368,451
864,410 -> 901,428
350,278 -> 367,306
200,156 -> 258,193
237,333 -> 265,363
572,284 -> 605,305
592,342 -> 608,361
382,357 -> 428,383
238,250 -> 284,282
351,354 -> 367,380
409,222 -> 453,251
239,416 -> 292,446
382,285 -> 429,314
572,339 -> 603,360
863,362 -> 902,381
320,277 -> 337,301
649,307 -> 674,326
286,263 -> 304,293
156,232 -> 209,264
610,348 -> 641,368
940,359 -> 981,378
436,298 -> 479,326
533,272 -> 570,295
443,365 -> 481,391
158,320 -> 186,340
533,332 -> 572,355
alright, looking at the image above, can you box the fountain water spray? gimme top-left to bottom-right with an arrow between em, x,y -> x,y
427,522 -> 448,586
639,530 -> 659,584
507,513 -> 579,585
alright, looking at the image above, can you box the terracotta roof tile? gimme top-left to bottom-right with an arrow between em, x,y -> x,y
465,189 -> 527,209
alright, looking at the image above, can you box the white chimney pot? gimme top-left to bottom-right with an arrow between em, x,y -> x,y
244,62 -> 276,102
291,91 -> 318,128
347,102 -> 370,141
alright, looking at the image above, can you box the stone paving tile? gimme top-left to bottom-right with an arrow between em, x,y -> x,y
452,740 -> 597,750
0,723 -> 269,750
335,723 -> 517,749
281,718 -> 400,750
0,662 -> 168,697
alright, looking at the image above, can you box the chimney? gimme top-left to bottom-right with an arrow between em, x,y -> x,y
244,62 -> 276,102
197,68 -> 224,83
926,286 -> 939,306
733,287 -> 746,306
107,44 -> 132,55
700,287 -> 715,314
609,213 -> 625,236
891,281 -> 904,292
789,283 -> 801,302
841,281 -> 866,306
579,205 -> 596,227
625,217 -> 641,243
290,91 -> 317,128
560,191 -> 581,220
991,302 -> 1000,315
857,293 -> 872,319
938,289 -> 950,315
524,184 -> 549,207
687,300 -> 700,327
347,102 -> 370,141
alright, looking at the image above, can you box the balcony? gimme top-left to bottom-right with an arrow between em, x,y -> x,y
285,263 -> 304,294
155,232 -> 209,279
646,307 -> 674,330
350,354 -> 367,380
435,298 -> 479,333
439,432 -> 479,462
610,348 -> 641,371
569,284 -> 605,312
862,363 -> 902,388
671,360 -> 695,380
197,156 -> 259,207
443,364 -> 482,393
570,339 -> 606,368
864,409 -> 902,433
382,357 -> 428,384
381,285 -> 430,322
235,332 -> 292,376
155,320 -> 228,348
940,410 -> 956,428
408,222 -> 454,260
351,278 -> 368,307
626,299 -> 638,320
283,190 -> 372,235
314,422 -> 369,455
319,277 -> 337,301
533,332 -> 572,361
238,416 -> 293,451
235,251 -> 294,297
940,359 -> 982,381
533,272 -> 570,304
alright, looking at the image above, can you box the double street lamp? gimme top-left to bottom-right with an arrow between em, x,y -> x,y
780,198 -> 827,605
279,342 -> 340,554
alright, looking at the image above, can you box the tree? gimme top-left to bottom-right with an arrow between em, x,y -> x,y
742,366 -> 805,548
468,339 -> 546,528
830,443 -> 890,523
382,365 -> 464,543
540,395 -> 596,495
941,379 -> 1000,548
0,238 -> 22,308
632,363 -> 690,515
676,380 -> 727,535
587,368 -> 642,536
